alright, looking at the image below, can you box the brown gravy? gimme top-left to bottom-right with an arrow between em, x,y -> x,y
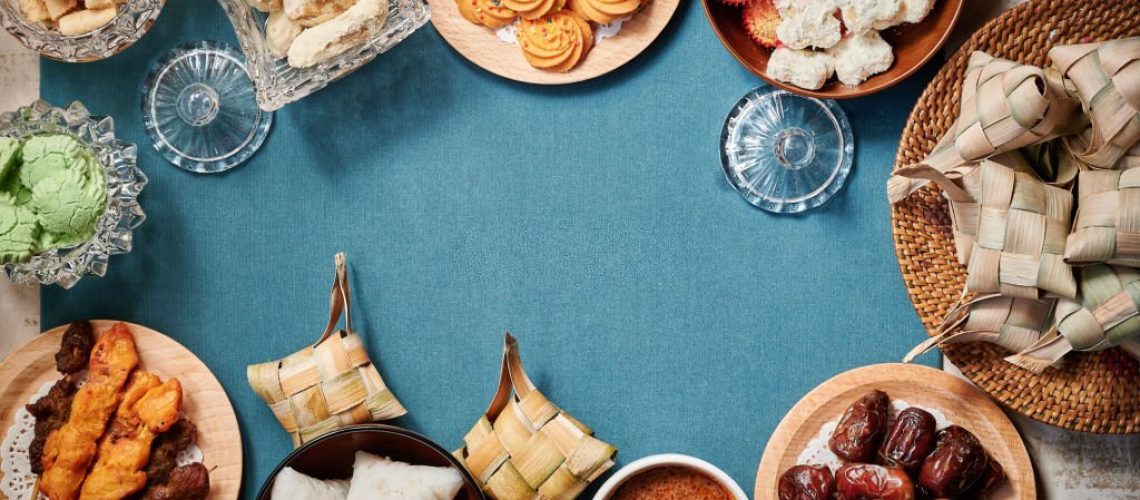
611,466 -> 731,500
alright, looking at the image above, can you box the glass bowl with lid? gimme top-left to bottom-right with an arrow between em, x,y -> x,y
0,0 -> 164,62
216,0 -> 430,111
1,100 -> 146,289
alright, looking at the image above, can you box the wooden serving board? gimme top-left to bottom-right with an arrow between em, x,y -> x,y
754,363 -> 1033,500
0,320 -> 242,499
430,0 -> 679,84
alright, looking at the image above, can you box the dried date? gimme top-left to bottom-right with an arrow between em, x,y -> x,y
917,425 -> 988,497
777,464 -> 834,500
828,390 -> 890,463
834,463 -> 914,500
879,407 -> 936,472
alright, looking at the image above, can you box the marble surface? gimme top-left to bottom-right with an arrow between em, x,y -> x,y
1,2 -> 1139,498
0,34 -> 39,358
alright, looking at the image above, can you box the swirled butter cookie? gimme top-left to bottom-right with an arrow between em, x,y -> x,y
456,0 -> 517,29
501,0 -> 564,20
516,10 -> 593,72
568,0 -> 638,25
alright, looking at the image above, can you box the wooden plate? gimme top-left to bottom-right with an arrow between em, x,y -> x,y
429,0 -> 679,84
0,320 -> 242,499
701,0 -> 963,99
754,363 -> 1033,500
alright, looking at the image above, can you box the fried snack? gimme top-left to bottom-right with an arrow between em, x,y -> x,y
141,463 -> 210,500
58,7 -> 117,36
42,0 -> 77,21
284,0 -> 356,26
39,323 -> 140,500
144,419 -> 198,487
18,0 -> 50,24
57,321 -> 95,374
26,375 -> 79,475
80,374 -> 183,499
517,11 -> 593,72
287,0 -> 389,68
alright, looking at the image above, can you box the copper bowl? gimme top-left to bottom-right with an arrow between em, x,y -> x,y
701,0 -> 964,99
256,424 -> 485,500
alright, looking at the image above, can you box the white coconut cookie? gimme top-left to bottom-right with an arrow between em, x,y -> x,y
767,47 -> 835,90
774,0 -> 842,50
839,0 -> 901,33
266,10 -> 304,58
828,31 -> 894,86
287,0 -> 388,68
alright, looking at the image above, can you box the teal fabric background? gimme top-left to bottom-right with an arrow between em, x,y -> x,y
40,0 -> 939,496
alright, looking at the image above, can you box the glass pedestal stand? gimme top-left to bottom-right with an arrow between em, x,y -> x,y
142,40 -> 272,174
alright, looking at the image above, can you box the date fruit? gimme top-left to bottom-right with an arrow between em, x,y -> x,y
828,390 -> 890,463
879,407 -> 936,472
778,464 -> 834,500
962,451 -> 1006,497
917,425 -> 988,497
834,463 -> 914,500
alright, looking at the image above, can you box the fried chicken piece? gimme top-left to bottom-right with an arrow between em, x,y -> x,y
141,463 -> 210,500
80,375 -> 183,500
39,323 -> 140,500
26,375 -> 79,475
144,419 -> 197,486
56,321 -> 94,374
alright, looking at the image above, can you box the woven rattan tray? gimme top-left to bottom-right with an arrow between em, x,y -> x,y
891,0 -> 1140,433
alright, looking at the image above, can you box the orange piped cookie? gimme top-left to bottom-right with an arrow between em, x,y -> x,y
457,0 -> 518,28
742,0 -> 779,48
501,0 -> 565,20
568,0 -> 638,25
517,11 -> 593,72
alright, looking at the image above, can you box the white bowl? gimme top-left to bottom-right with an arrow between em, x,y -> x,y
593,453 -> 748,500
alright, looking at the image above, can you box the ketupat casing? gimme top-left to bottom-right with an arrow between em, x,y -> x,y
1065,169 -> 1140,267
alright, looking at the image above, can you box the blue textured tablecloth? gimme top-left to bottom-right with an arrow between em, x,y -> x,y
40,0 -> 940,496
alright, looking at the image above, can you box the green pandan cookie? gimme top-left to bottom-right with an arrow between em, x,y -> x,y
0,137 -> 19,182
19,134 -> 90,189
0,201 -> 39,264
32,167 -> 107,244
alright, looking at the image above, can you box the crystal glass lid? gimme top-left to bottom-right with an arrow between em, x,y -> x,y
720,89 -> 854,214
141,40 -> 271,174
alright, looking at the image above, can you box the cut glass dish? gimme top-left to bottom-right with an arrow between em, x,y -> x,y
216,0 -> 431,111
0,0 -> 164,62
0,100 -> 147,289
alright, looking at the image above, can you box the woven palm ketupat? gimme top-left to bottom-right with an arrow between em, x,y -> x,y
891,0 -> 1140,433
248,253 -> 407,447
454,333 -> 616,500
1066,169 -> 1140,266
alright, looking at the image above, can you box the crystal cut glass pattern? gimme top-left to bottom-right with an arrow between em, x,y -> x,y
720,89 -> 854,214
1,100 -> 147,289
216,0 -> 430,111
0,0 -> 164,62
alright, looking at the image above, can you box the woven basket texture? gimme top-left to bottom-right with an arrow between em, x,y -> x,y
891,0 -> 1140,433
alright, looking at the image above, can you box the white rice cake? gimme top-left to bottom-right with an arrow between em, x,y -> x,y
345,451 -> 464,500
270,466 -> 350,500
767,47 -> 835,90
828,31 -> 894,86
839,0 -> 901,33
287,0 -> 388,68
266,10 -> 304,58
774,0 -> 842,50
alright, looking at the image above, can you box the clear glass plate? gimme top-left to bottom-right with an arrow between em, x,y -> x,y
216,0 -> 431,111
720,89 -> 854,214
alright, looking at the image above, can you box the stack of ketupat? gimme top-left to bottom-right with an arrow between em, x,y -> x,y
0,134 -> 107,264
889,37 -> 1140,373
